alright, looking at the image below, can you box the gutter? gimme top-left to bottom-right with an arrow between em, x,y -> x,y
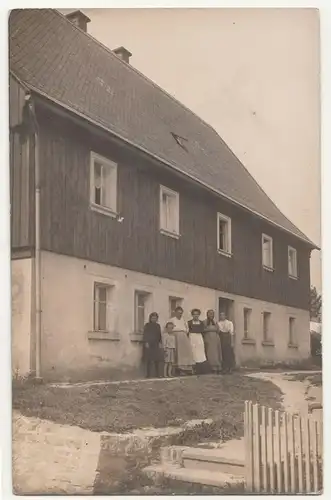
11,73 -> 318,250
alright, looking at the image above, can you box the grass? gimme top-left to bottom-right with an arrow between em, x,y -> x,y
286,372 -> 322,387
13,374 -> 282,433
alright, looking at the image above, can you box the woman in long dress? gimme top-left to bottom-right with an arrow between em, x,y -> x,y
143,312 -> 162,378
203,309 -> 222,374
169,306 -> 194,375
218,311 -> 235,373
187,308 -> 208,375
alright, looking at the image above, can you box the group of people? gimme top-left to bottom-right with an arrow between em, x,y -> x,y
143,306 -> 235,378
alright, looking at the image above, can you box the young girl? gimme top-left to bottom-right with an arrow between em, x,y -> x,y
162,321 -> 176,378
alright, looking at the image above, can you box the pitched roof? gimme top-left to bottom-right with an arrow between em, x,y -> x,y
9,8 -> 316,247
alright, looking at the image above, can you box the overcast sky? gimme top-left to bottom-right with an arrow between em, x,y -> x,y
65,8 -> 321,290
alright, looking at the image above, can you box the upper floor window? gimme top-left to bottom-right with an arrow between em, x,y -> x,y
160,185 -> 180,237
90,152 -> 117,215
217,213 -> 232,255
262,234 -> 273,270
288,246 -> 298,278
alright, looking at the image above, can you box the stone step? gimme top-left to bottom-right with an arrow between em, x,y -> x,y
182,447 -> 245,475
144,464 -> 245,489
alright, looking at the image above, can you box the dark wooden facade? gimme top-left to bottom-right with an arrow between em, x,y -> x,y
9,88 -> 311,310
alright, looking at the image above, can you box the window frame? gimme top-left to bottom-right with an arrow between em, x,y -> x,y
288,316 -> 297,346
90,151 -> 118,217
169,296 -> 184,318
262,233 -> 274,271
288,246 -> 298,279
134,290 -> 151,334
243,307 -> 252,339
159,185 -> 180,238
262,311 -> 272,342
93,282 -> 112,333
217,212 -> 232,256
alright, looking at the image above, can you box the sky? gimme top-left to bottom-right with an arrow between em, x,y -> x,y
65,8 -> 321,291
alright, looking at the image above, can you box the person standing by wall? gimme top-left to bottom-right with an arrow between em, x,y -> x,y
203,309 -> 222,374
218,311 -> 235,373
162,321 -> 176,378
143,312 -> 162,378
188,309 -> 208,375
169,306 -> 194,375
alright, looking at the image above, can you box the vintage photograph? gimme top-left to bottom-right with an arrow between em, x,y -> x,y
10,7 -> 322,495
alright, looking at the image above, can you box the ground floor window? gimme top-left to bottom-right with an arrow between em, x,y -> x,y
289,317 -> 296,344
262,311 -> 272,341
169,296 -> 183,317
243,308 -> 252,339
93,283 -> 113,332
135,291 -> 151,333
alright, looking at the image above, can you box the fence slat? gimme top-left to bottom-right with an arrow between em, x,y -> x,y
246,401 -> 254,492
253,404 -> 261,491
297,416 -> 304,493
260,406 -> 268,491
304,417 -> 311,493
275,410 -> 282,493
283,412 -> 289,492
288,413 -> 296,493
268,407 -> 275,492
311,419 -> 318,492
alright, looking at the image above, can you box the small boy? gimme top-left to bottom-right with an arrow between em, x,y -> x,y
162,321 -> 176,378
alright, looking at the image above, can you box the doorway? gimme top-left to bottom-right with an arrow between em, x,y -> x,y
218,297 -> 235,322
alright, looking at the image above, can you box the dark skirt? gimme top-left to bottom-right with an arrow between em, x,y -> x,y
143,343 -> 162,363
220,332 -> 235,371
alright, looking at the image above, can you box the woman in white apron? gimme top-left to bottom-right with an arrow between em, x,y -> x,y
169,306 -> 194,375
187,308 -> 208,374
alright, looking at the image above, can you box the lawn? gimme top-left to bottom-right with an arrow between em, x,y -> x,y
13,374 -> 282,434
286,372 -> 322,387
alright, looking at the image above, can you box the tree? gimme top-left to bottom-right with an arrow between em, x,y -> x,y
310,286 -> 322,321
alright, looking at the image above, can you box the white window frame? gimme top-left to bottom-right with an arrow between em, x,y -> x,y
243,307 -> 252,339
288,246 -> 298,278
262,233 -> 274,270
217,213 -> 232,256
90,152 -> 118,217
262,311 -> 272,341
169,296 -> 184,318
159,185 -> 180,238
134,290 -> 152,334
93,282 -> 113,332
288,316 -> 296,345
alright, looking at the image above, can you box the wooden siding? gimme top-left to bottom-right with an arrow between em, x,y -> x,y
37,110 -> 311,310
9,75 -> 35,251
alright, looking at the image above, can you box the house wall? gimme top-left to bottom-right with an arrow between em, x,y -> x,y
40,251 -> 310,381
37,110 -> 311,311
12,258 -> 34,377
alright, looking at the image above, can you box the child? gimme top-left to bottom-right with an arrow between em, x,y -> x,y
162,321 -> 176,378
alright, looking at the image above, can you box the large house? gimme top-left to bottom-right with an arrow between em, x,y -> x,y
10,9 -> 317,381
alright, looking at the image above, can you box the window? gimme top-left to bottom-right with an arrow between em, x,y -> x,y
134,291 -> 151,333
262,234 -> 273,269
169,296 -> 183,317
289,317 -> 296,345
93,283 -> 112,332
288,246 -> 298,278
262,312 -> 272,341
90,152 -> 117,215
217,213 -> 232,255
160,185 -> 180,236
243,308 -> 252,339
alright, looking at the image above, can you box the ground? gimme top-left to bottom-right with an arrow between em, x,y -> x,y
13,373 -> 282,434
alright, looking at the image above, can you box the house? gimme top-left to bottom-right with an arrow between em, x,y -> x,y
10,9 -> 318,381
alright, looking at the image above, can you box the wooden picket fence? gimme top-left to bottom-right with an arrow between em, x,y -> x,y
244,401 -> 323,493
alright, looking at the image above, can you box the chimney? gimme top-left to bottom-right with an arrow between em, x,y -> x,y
66,10 -> 91,33
113,46 -> 132,64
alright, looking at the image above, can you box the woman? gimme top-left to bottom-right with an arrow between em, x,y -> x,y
218,311 -> 235,374
143,312 -> 162,378
203,309 -> 222,374
169,306 -> 194,375
187,309 -> 208,375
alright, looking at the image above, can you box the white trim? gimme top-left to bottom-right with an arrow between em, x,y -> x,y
217,212 -> 232,255
93,281 -> 114,333
90,151 -> 118,215
262,233 -> 273,270
159,184 -> 180,236
288,246 -> 298,278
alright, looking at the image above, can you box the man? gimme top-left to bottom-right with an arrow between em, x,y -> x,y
218,312 -> 235,373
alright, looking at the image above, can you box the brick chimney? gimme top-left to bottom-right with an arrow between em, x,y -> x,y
113,46 -> 132,64
66,10 -> 91,32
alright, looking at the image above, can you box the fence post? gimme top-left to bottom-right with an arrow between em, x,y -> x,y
245,400 -> 254,492
253,403 -> 261,492
260,406 -> 268,492
283,412 -> 289,493
311,419 -> 318,492
288,413 -> 296,493
304,417 -> 311,493
275,410 -> 282,493
297,416 -> 304,493
268,407 -> 275,492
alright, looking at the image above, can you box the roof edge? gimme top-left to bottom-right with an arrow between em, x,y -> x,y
11,69 -> 319,250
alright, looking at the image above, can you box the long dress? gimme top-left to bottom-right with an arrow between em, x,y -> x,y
218,319 -> 235,372
203,319 -> 222,372
143,322 -> 162,377
169,316 -> 194,373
